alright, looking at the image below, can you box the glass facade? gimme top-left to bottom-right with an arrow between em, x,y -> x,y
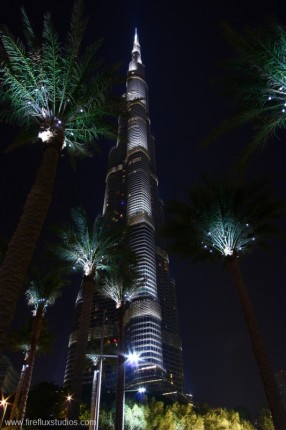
64,30 -> 185,397
103,31 -> 184,393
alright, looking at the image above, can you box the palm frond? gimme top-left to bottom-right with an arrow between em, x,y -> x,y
0,2 -> 118,155
58,0 -> 86,113
98,264 -> 142,307
21,8 -> 38,51
26,264 -> 66,312
164,177 -> 285,262
205,20 -> 286,162
54,208 -> 127,278
6,320 -> 53,354
42,12 -> 62,116
0,39 -> 40,126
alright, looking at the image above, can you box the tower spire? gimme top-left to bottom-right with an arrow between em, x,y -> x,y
132,28 -> 140,53
130,28 -> 142,65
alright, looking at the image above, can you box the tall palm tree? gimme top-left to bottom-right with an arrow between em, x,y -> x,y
11,268 -> 64,429
205,21 -> 286,164
55,207 -> 126,419
163,177 -> 286,430
0,0 -> 116,357
99,266 -> 141,430
7,320 -> 53,427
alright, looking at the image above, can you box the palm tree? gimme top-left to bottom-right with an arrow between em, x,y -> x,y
163,177 -> 286,430
55,207 -> 126,419
7,320 -> 53,427
11,268 -> 64,429
0,0 -> 116,357
98,266 -> 141,430
205,21 -> 286,164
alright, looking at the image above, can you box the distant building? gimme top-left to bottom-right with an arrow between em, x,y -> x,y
64,30 -> 187,400
0,355 -> 19,395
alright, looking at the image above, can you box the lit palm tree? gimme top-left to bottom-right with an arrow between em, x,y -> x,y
163,177 -> 286,430
55,207 -> 126,419
99,265 -> 141,430
0,0 -> 116,357
205,21 -> 286,164
10,268 -> 64,429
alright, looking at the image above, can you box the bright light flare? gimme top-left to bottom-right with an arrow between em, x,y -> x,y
0,398 -> 8,407
138,387 -> 146,394
125,351 -> 141,366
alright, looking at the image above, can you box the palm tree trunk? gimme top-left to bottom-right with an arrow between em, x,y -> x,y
8,360 -> 27,426
0,136 -> 62,358
115,304 -> 125,430
16,307 -> 44,430
228,256 -> 286,430
68,275 -> 95,420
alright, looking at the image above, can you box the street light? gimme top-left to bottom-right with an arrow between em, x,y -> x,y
87,350 -> 142,430
115,350 -> 142,430
125,351 -> 140,366
137,387 -> 146,394
0,397 -> 9,429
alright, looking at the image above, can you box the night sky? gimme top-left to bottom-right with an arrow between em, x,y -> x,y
1,0 -> 286,419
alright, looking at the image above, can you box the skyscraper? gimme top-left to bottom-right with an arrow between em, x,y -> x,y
64,30 -> 185,398
102,30 -> 184,395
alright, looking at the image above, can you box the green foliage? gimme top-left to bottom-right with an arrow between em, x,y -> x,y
129,400 -> 256,430
144,398 -> 165,429
0,0 -> 117,155
7,319 -> 53,354
256,408 -> 275,430
124,402 -> 146,430
98,253 -> 141,307
79,402 -> 90,421
54,207 -> 128,278
206,20 -> 286,164
99,407 -> 115,430
164,177 -> 285,262
26,263 -> 66,314
23,397 -> 256,430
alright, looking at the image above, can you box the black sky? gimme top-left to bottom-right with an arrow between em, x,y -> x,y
1,0 -> 286,419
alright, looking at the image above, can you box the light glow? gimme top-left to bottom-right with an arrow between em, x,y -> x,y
38,129 -> 53,142
125,351 -> 141,366
201,217 -> 255,257
138,387 -> 146,393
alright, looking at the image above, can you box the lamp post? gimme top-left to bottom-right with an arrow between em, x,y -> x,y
115,351 -> 141,430
89,365 -> 98,430
88,353 -> 117,430
0,398 -> 9,429
87,350 -> 141,430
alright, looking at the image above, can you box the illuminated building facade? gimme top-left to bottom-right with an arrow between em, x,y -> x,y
64,30 -> 185,397
102,30 -> 184,394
